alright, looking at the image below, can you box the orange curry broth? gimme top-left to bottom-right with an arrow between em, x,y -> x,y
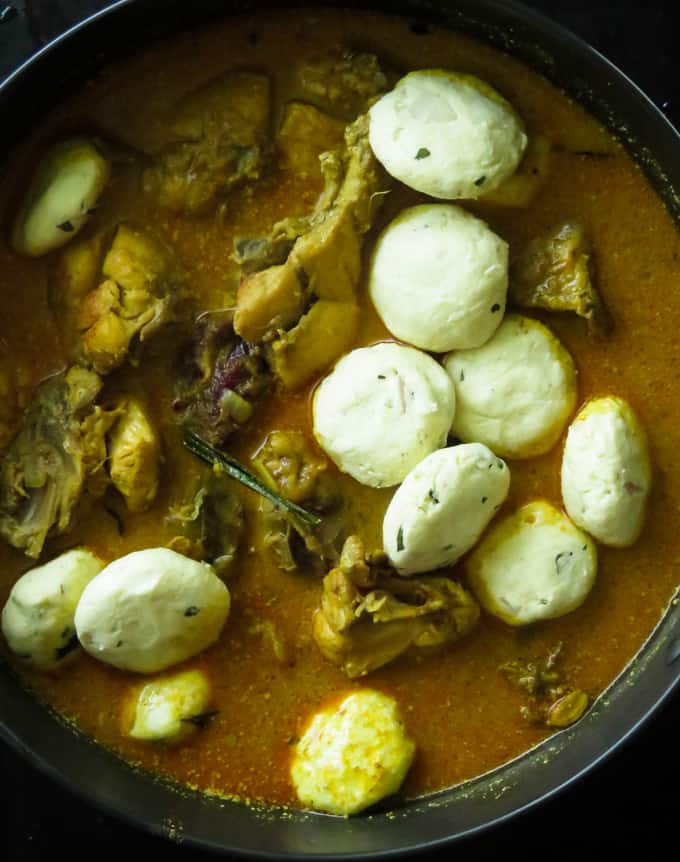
1,8 -> 680,807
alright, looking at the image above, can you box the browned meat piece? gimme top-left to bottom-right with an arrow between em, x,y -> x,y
234,114 -> 389,388
0,366 -> 117,558
143,72 -> 271,215
231,127 -> 347,276
267,300 -> 360,390
510,221 -> 612,333
166,476 -> 244,576
255,429 -> 336,506
77,225 -> 185,374
232,262 -> 307,343
254,430 -> 345,573
173,310 -> 271,447
313,536 -> 480,678
296,50 -> 388,118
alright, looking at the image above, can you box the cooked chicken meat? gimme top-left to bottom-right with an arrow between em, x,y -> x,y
277,101 -> 345,178
313,536 -> 480,678
254,430 -> 344,573
108,397 -> 161,513
510,220 -> 611,333
48,231 -> 109,354
78,225 -> 185,374
166,476 -> 244,576
144,72 -> 271,215
255,430 -> 336,506
234,113 -> 389,389
0,367 -> 116,558
295,49 -> 388,118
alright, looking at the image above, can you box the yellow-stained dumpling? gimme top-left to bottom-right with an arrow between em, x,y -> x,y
122,669 -> 212,744
369,204 -> 508,352
12,139 -> 111,257
467,500 -> 597,626
368,70 -> 527,199
444,314 -> 577,459
291,690 -> 415,815
561,396 -> 651,547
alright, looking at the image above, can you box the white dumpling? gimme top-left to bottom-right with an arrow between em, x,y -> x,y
467,500 -> 597,625
123,669 -> 212,744
74,548 -> 230,673
383,443 -> 510,575
12,139 -> 111,257
369,204 -> 508,352
561,396 -> 651,547
1,549 -> 103,671
368,69 -> 527,199
290,690 -> 415,815
444,314 -> 577,458
313,342 -> 456,488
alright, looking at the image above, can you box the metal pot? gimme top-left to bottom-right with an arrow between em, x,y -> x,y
1,1 -> 679,857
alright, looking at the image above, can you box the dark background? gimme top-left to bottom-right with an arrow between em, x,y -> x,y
0,1 -> 677,859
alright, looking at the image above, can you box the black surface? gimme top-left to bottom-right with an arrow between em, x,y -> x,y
0,2 -> 678,860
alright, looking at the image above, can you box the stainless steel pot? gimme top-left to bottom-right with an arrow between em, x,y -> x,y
1,2 -> 679,857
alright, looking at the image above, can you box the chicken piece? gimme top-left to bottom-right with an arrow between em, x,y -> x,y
255,429 -> 336,506
510,221 -> 611,333
173,310 -> 270,447
166,477 -> 244,576
277,101 -> 345,178
234,114 -> 389,387
266,300 -> 360,390
232,123 -> 357,277
231,104 -> 345,277
0,366 -> 117,558
296,50 -> 388,119
48,231 -> 109,353
108,397 -> 161,513
313,536 -> 480,678
144,72 -> 271,216
232,262 -> 307,344
78,225 -> 184,374
254,430 -> 345,574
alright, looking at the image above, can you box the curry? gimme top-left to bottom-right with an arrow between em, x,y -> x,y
1,7 -> 679,811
